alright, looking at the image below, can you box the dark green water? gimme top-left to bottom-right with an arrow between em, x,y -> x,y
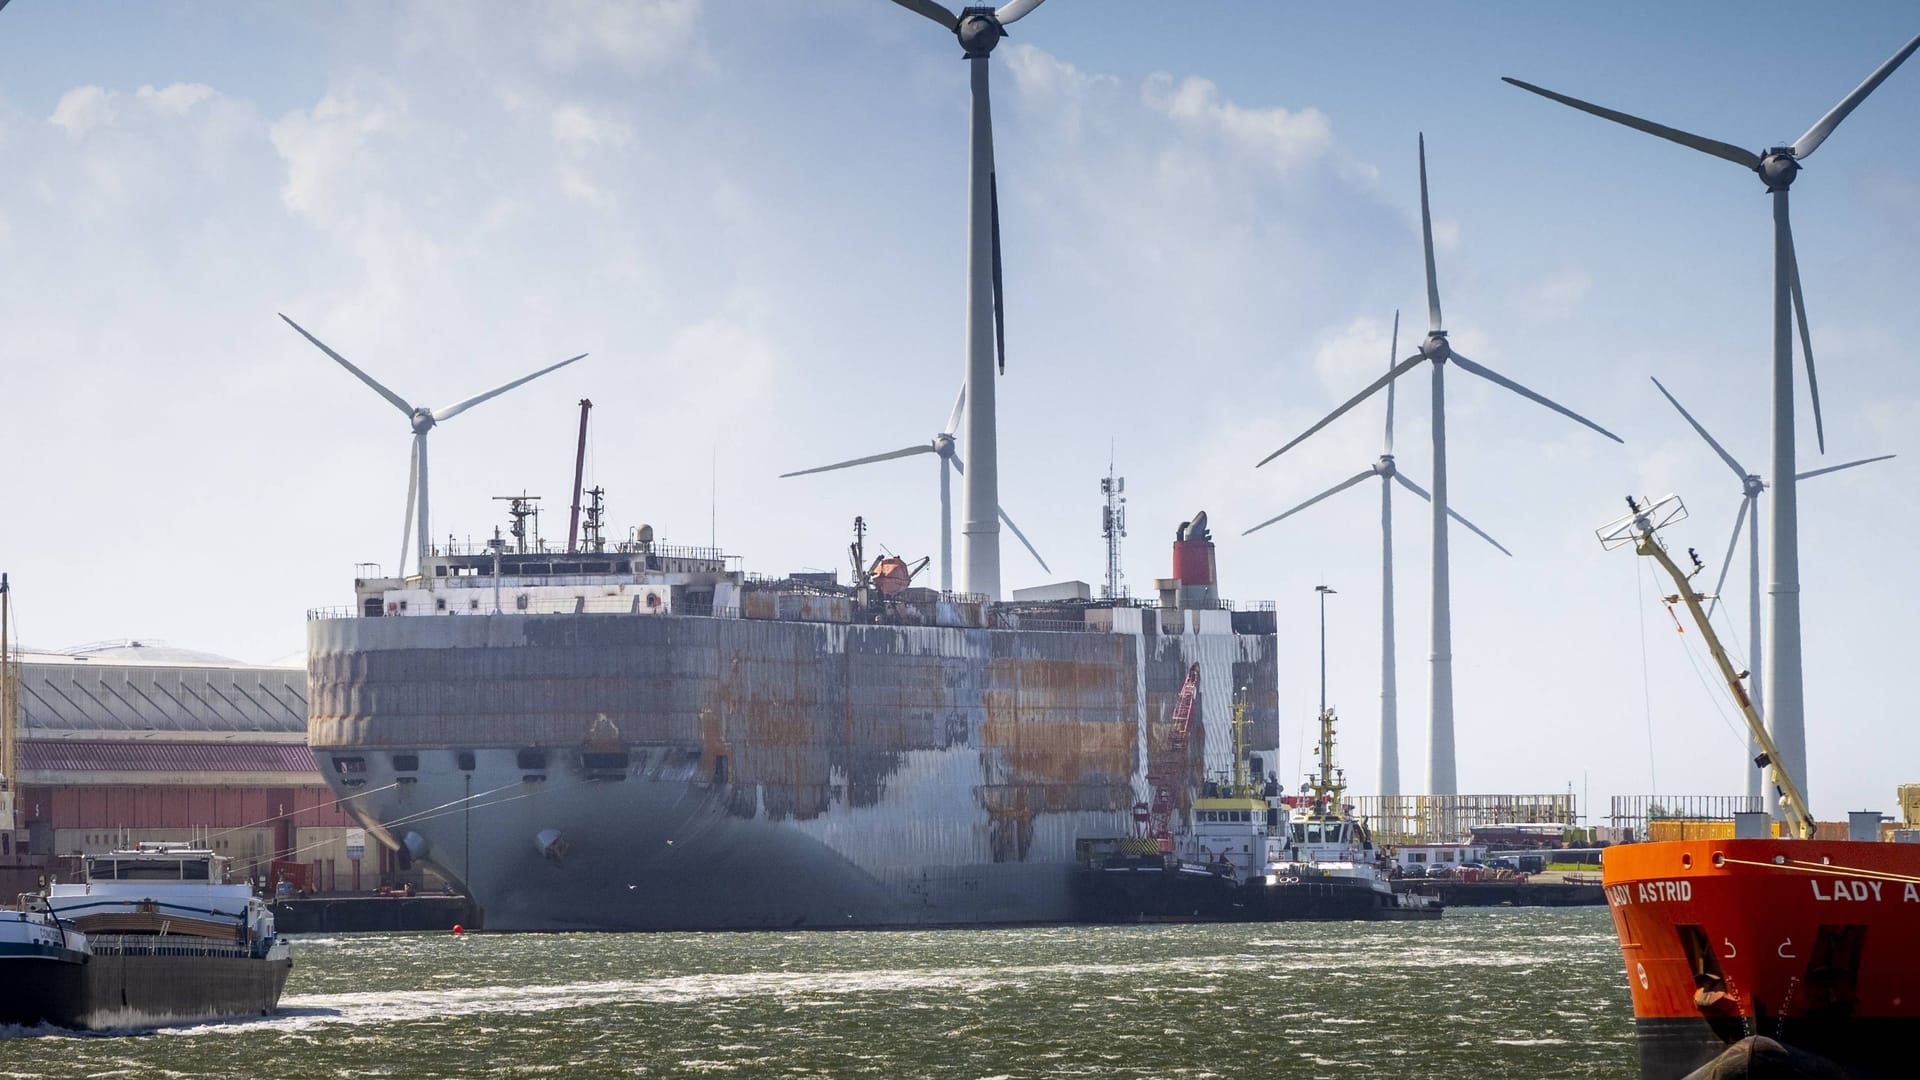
1,908 -> 1636,1078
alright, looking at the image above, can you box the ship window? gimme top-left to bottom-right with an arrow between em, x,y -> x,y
455,750 -> 476,772
435,598 -> 446,611
391,753 -> 419,772
362,597 -> 383,617
582,751 -> 629,772
517,748 -> 548,770
332,756 -> 366,775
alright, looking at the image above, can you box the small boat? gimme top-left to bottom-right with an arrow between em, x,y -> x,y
1597,495 -> 1920,1079
0,897 -> 90,1028
41,842 -> 292,1029
1076,689 -> 1441,923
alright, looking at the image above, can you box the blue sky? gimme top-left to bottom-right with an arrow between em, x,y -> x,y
3,2 -> 1917,819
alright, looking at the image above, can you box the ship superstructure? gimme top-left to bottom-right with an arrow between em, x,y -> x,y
308,508 -> 1278,930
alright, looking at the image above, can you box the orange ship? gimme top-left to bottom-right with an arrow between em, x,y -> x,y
1604,837 -> 1920,1078
1599,497 -> 1920,1078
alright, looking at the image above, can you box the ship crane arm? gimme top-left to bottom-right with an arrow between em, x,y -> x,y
1599,496 -> 1817,839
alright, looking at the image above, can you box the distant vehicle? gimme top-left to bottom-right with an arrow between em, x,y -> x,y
1402,863 -> 1427,879
1489,856 -> 1520,871
1426,864 -> 1454,880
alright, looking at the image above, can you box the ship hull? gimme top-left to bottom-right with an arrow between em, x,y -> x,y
72,939 -> 292,1030
1602,838 -> 1920,1080
0,954 -> 89,1028
1075,861 -> 1441,923
308,610 -> 1278,931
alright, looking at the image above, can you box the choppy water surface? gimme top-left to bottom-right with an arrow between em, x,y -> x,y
0,908 -> 1634,1078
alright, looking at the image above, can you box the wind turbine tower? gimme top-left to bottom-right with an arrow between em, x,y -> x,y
1255,137 -> 1622,795
1246,311 -> 1511,797
1505,30 -> 1920,805
888,0 -> 1051,600
1650,377 -> 1892,800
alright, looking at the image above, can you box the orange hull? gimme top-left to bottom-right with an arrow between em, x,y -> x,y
1603,838 -> 1920,1078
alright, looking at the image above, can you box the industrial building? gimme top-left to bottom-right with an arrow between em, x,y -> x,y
2,640 -> 371,896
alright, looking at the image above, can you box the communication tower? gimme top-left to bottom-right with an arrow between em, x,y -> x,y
1100,455 -> 1126,598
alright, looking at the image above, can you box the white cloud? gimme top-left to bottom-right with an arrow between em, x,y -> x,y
1516,266 -> 1593,322
1312,315 -> 1403,394
1141,73 -> 1332,173
136,82 -> 216,116
533,0 -> 704,73
269,81 -> 403,224
49,86 -> 115,138
551,104 -> 631,153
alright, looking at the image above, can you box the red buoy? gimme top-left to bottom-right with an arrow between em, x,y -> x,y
451,924 -> 464,935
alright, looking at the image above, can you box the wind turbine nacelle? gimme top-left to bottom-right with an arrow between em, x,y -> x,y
1758,151 -> 1800,191
957,12 -> 1004,57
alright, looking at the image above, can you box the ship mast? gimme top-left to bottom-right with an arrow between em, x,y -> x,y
1599,496 -> 1816,839
1227,688 -> 1251,799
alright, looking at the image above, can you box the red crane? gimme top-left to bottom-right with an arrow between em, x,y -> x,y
1141,662 -> 1200,853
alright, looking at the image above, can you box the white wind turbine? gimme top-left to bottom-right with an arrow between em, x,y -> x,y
1504,30 -> 1920,805
779,385 -> 1050,592
281,314 -> 586,578
1255,136 -> 1623,796
1245,311 -> 1512,797
1650,376 -> 1893,800
887,0 -> 1051,600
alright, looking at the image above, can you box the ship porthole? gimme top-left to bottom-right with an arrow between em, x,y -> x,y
1680,854 -> 1692,869
1773,855 -> 1786,865
1711,851 -> 1725,867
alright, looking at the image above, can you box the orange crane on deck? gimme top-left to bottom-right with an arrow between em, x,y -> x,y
1142,663 -> 1200,853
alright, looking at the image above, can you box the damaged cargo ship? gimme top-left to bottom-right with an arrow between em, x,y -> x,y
308,508 -> 1278,931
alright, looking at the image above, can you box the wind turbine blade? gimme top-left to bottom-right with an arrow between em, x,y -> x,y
990,171 -> 1007,374
1500,77 -> 1761,170
779,444 -> 934,479
1784,220 -> 1825,454
995,0 -> 1048,25
950,452 -> 964,476
1385,309 -> 1400,456
998,507 -> 1050,574
1418,134 -> 1443,332
1792,31 -> 1920,159
280,314 -> 414,417
401,439 -> 419,576
1707,497 -> 1749,620
1241,469 -> 1376,536
434,353 -> 588,422
1450,351 -> 1623,443
1797,453 -> 1895,481
890,0 -> 959,30
1390,472 -> 1513,556
1651,376 -> 1746,479
944,385 -> 966,437
1257,354 -> 1426,468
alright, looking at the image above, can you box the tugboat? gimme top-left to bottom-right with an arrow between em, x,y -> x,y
0,896 -> 89,1027
1597,496 -> 1920,1079
43,843 -> 292,1028
1075,684 -> 1440,923
1253,702 -> 1441,921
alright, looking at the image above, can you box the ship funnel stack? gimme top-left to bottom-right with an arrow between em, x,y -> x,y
1160,511 -> 1218,610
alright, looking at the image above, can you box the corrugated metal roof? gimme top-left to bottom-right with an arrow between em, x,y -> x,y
21,739 -> 320,774
20,659 -> 307,734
